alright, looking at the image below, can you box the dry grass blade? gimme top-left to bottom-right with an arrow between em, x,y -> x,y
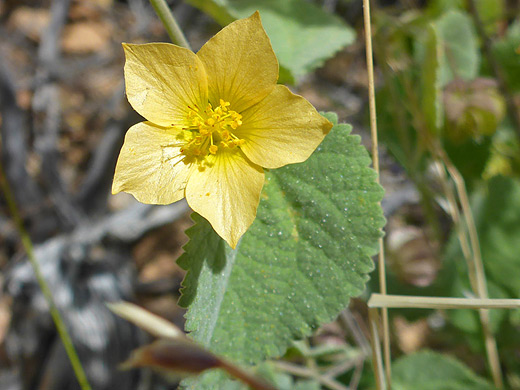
107,301 -> 184,339
368,294 -> 520,310
362,0 -> 391,386
368,308 -> 386,390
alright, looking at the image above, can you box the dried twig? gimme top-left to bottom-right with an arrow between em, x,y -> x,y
32,0 -> 81,228
75,84 -> 131,214
339,310 -> 371,356
0,59 -> 43,208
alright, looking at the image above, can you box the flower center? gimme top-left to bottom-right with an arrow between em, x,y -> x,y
180,99 -> 244,158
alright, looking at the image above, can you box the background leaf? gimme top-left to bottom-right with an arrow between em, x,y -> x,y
474,0 -> 504,34
434,10 -> 480,86
421,24 -> 443,134
443,176 -> 520,367
445,175 -> 520,299
389,351 -> 495,390
178,113 -> 385,388
468,175 -> 520,296
186,0 -> 355,82
492,19 -> 520,92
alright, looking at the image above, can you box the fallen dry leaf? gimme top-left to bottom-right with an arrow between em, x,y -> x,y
394,316 -> 430,353
8,6 -> 50,42
69,0 -> 113,20
61,21 -> 111,54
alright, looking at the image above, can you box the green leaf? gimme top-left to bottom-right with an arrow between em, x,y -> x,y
375,77 -> 426,175
484,119 -> 520,178
443,136 -> 492,190
421,24 -> 443,134
493,19 -> 520,92
178,113 -> 385,389
467,176 -> 520,297
390,351 -> 495,390
434,10 -> 480,86
443,176 -> 520,343
427,0 -> 464,16
186,0 -> 355,82
475,0 -> 505,34
445,176 -> 520,298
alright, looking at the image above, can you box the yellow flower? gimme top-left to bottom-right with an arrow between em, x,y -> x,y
112,12 -> 332,248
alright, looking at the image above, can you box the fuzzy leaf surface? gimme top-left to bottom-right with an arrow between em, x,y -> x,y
178,113 -> 384,388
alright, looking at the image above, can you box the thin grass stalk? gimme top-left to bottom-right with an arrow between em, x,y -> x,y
349,360 -> 364,390
149,0 -> 191,50
0,164 -> 92,390
478,310 -> 503,389
362,0 -> 391,386
369,294 -> 520,310
438,151 -> 503,389
323,354 -> 366,379
433,149 -> 502,388
441,153 -> 487,296
369,294 -> 508,388
432,160 -> 479,291
368,308 -> 386,390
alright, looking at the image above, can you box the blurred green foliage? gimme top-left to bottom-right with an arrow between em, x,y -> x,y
371,0 -> 520,388
390,351 -> 495,390
362,351 -> 495,390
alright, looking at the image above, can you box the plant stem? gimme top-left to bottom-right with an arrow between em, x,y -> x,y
362,0 -> 391,387
149,0 -> 191,50
0,164 -> 92,390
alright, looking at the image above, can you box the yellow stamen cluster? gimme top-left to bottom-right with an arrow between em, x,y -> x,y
180,99 -> 244,158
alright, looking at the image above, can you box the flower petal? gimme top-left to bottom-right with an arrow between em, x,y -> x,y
112,121 -> 193,204
237,85 -> 333,169
123,43 -> 208,127
196,12 -> 278,113
185,150 -> 264,248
